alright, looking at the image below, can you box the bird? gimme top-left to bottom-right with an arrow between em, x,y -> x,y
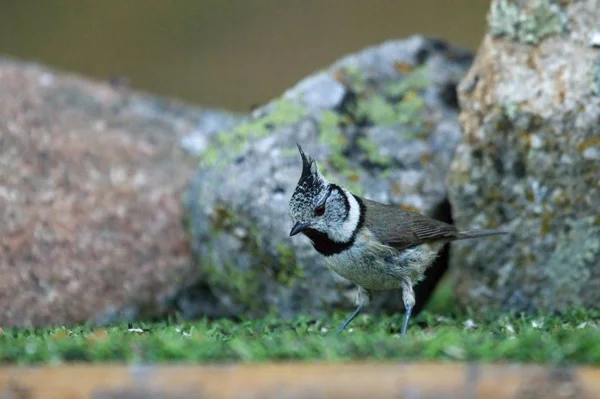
288,144 -> 507,336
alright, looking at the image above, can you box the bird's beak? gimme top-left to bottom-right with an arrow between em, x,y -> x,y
289,221 -> 310,236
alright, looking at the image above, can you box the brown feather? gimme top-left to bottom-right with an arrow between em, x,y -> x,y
361,198 -> 459,251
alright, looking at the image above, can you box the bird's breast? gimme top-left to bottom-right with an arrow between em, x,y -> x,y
323,230 -> 404,291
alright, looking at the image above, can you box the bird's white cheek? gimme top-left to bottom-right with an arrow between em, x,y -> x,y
342,193 -> 361,233
328,190 -> 360,243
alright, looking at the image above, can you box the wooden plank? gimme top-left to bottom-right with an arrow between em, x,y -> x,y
0,362 -> 599,398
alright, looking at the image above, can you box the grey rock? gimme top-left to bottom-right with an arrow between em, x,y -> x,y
180,109 -> 245,156
283,74 -> 347,110
94,306 -> 139,326
447,0 -> 600,314
181,36 -> 472,321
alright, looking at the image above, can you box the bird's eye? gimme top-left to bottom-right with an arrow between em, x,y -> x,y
315,204 -> 325,216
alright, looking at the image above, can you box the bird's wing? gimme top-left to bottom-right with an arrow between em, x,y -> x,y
362,198 -> 458,251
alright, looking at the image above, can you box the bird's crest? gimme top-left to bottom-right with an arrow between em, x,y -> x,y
296,143 -> 320,185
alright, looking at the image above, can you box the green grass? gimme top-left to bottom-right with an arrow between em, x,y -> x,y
1,308 -> 599,365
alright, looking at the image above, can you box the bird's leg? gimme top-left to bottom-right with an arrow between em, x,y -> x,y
336,287 -> 371,335
336,305 -> 362,335
400,279 -> 416,336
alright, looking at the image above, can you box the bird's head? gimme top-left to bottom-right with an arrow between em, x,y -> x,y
288,144 -> 360,243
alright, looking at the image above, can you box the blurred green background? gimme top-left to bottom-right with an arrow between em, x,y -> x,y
0,1 -> 488,112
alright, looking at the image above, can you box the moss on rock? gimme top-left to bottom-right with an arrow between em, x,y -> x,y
203,98 -> 307,167
448,0 -> 600,315
543,218 -> 600,310
488,0 -> 568,44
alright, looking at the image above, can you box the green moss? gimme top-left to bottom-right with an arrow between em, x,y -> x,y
385,66 -> 430,97
2,310 -> 600,364
209,203 -> 239,231
319,110 -> 347,152
203,98 -> 307,167
395,91 -> 426,127
281,148 -> 300,157
202,205 -> 267,311
268,98 -> 308,125
488,0 -> 567,44
276,242 -> 295,266
203,203 -> 306,306
357,137 -> 391,166
315,69 -> 428,195
355,90 -> 425,130
318,110 -> 350,172
315,110 -> 363,195
202,62 -> 429,200
336,65 -> 367,92
226,260 -> 262,310
275,242 -> 304,286
423,276 -> 460,316
356,95 -> 399,126
320,161 -> 364,196
198,238 -> 263,313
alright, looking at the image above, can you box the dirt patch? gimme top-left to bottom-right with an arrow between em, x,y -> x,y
0,363 -> 592,399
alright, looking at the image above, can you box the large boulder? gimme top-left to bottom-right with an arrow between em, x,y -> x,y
182,36 -> 473,321
0,57 -> 241,328
447,0 -> 600,314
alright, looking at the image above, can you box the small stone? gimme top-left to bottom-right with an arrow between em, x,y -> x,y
582,147 -> 600,160
283,74 -> 347,110
180,111 -> 243,156
94,120 -> 107,132
560,154 -> 573,164
463,319 -> 477,329
232,227 -> 247,239
443,345 -> 465,359
590,31 -> 600,48
180,131 -> 209,155
530,134 -> 542,149
39,73 -> 54,87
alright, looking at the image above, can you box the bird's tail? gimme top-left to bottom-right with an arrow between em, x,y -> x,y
456,228 -> 509,241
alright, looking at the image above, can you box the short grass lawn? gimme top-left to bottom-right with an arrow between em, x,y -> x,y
1,307 -> 599,365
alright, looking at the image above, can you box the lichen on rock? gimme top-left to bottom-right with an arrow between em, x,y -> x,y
448,0 -> 600,315
488,0 -> 568,44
